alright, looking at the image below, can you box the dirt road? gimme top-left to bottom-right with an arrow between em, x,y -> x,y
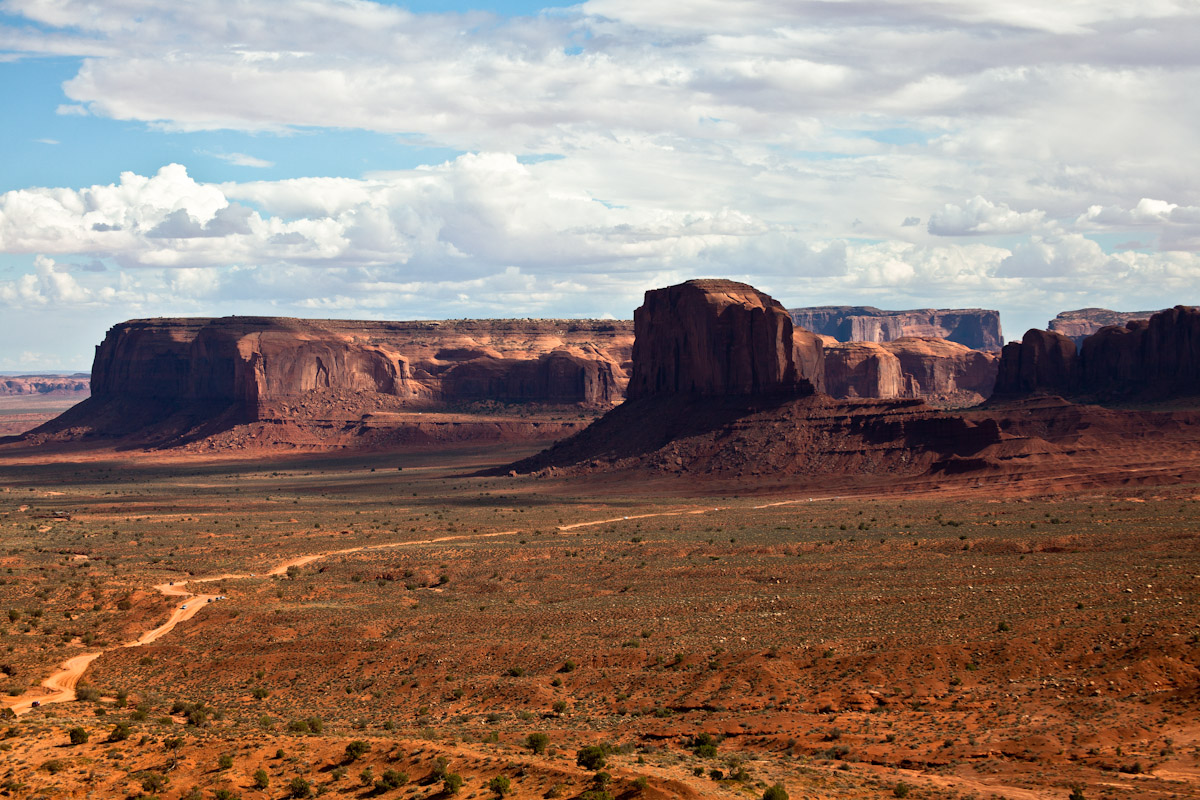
2,529 -> 522,715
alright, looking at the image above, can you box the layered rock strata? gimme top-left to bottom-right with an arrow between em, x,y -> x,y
35,317 -> 633,443
822,337 -> 998,404
789,306 -> 1003,351
512,283 -> 1200,493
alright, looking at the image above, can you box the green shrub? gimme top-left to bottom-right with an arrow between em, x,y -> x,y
288,776 -> 312,798
140,771 -> 167,792
764,784 -> 789,800
253,769 -> 270,789
488,775 -> 511,796
68,727 -> 88,745
690,732 -> 720,758
376,769 -> 407,790
576,745 -> 607,770
443,773 -> 463,794
525,732 -> 549,754
344,740 -> 370,762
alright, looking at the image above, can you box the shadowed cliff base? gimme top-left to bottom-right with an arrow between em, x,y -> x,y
504,393 -> 1200,497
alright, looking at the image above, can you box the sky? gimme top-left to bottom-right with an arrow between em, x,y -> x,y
2,1 -> 1200,370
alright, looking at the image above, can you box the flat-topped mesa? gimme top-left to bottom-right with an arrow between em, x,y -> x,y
1047,308 -> 1164,346
89,316 -> 634,417
994,305 -> 1200,400
627,279 -> 820,399
789,306 -> 1003,352
0,375 -> 90,396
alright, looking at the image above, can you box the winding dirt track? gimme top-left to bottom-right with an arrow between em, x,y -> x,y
2,529 -> 524,715
0,498 -> 863,715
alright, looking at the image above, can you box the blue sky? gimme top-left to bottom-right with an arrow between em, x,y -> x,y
2,0 -> 1199,369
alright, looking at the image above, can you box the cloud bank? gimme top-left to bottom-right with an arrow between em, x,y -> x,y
1,0 -> 1200,366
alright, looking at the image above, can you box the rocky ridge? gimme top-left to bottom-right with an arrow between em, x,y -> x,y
821,337 -> 997,405
995,305 -> 1200,401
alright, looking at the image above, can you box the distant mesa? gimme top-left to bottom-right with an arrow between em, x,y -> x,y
789,305 -> 1003,352
995,305 -> 1200,401
1047,308 -> 1166,346
25,316 -> 633,448
0,375 -> 90,397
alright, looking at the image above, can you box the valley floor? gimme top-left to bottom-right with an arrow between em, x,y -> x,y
0,442 -> 1197,799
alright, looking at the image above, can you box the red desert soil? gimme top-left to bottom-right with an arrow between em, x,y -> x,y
0,440 -> 1196,800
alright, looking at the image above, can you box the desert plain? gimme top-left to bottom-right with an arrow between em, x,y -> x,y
0,434 -> 1196,800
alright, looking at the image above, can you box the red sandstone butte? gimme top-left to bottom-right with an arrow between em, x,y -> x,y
627,279 -> 819,398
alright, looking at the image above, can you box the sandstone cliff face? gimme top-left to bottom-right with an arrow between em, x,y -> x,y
822,342 -> 904,399
995,306 -> 1200,400
1048,308 -> 1163,346
994,329 -> 1079,397
884,337 -> 999,401
85,316 -> 633,431
627,279 -> 818,398
789,306 -> 1003,351
1078,306 -> 1200,394
820,337 -> 997,403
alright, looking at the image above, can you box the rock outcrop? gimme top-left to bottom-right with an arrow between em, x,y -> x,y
821,337 -> 998,404
995,306 -> 1200,401
1078,306 -> 1200,395
994,329 -> 1079,397
37,317 -> 633,442
822,342 -> 904,399
0,375 -> 90,396
627,279 -> 819,398
1048,308 -> 1164,346
789,306 -> 1003,351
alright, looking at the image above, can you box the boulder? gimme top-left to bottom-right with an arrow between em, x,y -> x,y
627,279 -> 817,398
